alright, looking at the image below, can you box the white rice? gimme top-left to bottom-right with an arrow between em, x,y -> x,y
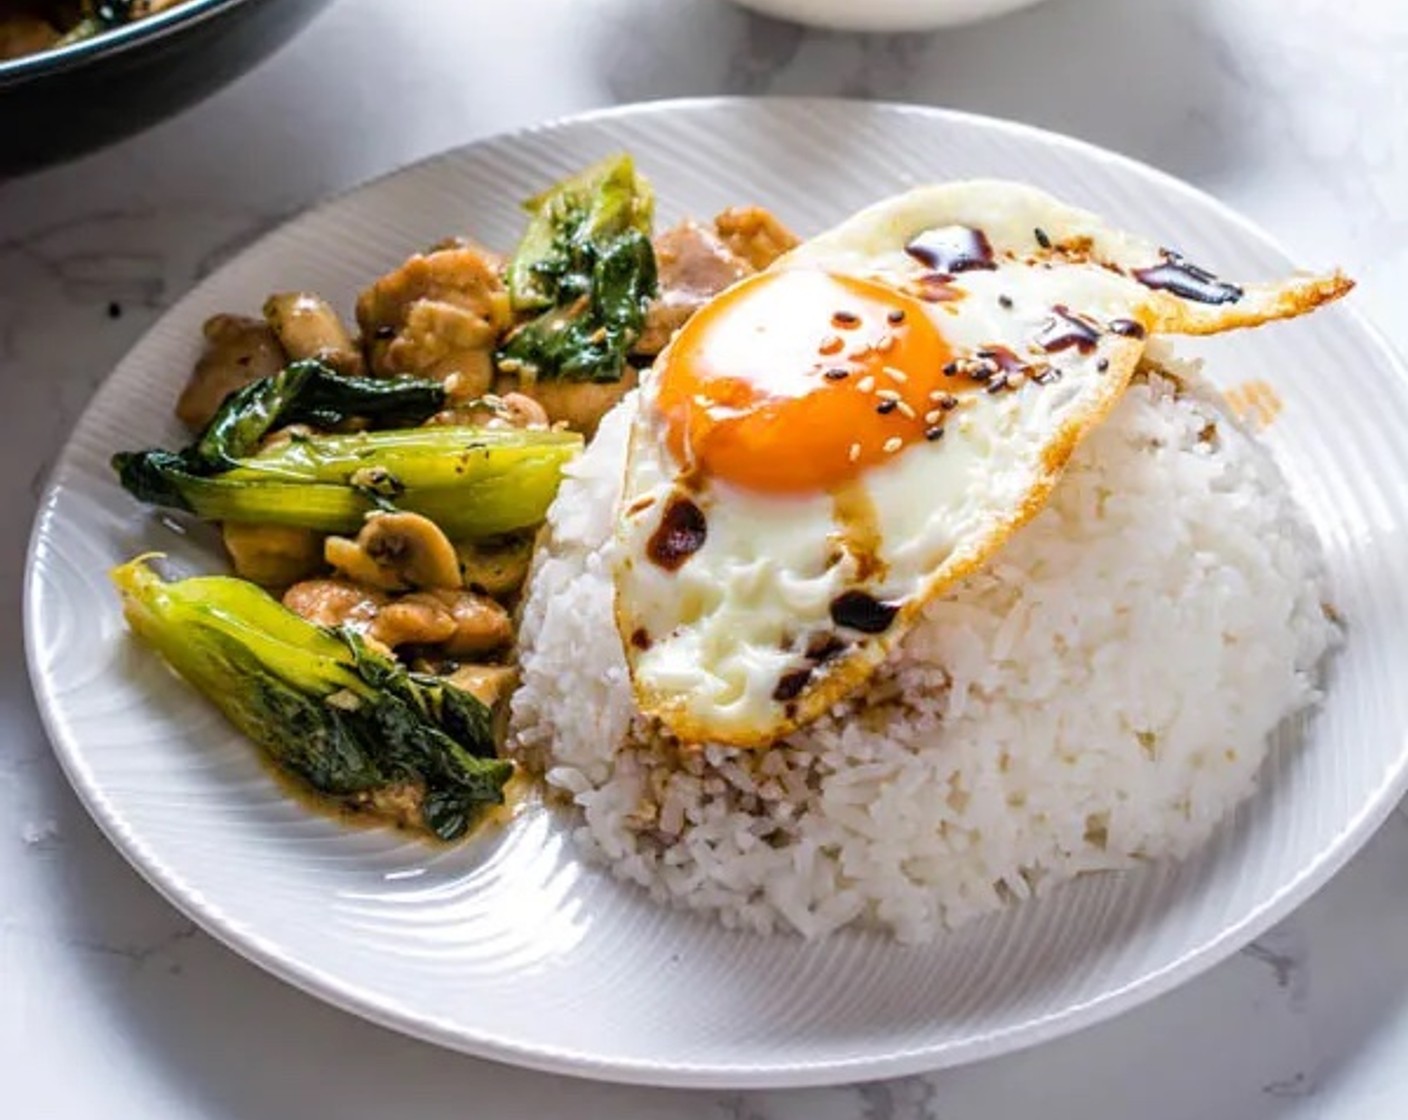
509,353 -> 1338,943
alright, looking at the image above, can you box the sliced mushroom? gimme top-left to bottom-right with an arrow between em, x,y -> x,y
222,522 -> 325,587
175,314 -> 286,431
325,511 -> 462,591
263,292 -> 364,376
455,536 -> 534,599
404,589 -> 513,656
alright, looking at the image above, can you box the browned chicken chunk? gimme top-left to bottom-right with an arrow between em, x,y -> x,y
0,13 -> 58,60
427,391 -> 549,431
263,292 -> 364,376
282,579 -> 388,631
222,522 -> 324,588
412,589 -> 513,656
492,368 -> 639,437
356,243 -> 512,396
175,314 -> 286,431
713,206 -> 801,271
634,220 -> 753,356
445,664 -> 518,709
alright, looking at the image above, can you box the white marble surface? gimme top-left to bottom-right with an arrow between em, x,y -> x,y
3,0 -> 1408,1115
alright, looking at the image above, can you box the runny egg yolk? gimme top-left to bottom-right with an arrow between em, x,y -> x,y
655,269 -> 956,495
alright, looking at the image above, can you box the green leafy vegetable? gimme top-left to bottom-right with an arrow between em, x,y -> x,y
113,557 -> 512,840
498,153 -> 658,383
112,362 -> 581,538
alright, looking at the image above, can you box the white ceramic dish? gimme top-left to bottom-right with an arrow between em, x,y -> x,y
25,98 -> 1408,1089
729,0 -> 1052,32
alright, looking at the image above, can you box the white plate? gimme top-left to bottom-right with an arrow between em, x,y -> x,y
25,99 -> 1408,1089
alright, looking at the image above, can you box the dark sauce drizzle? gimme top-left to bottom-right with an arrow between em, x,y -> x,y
830,590 -> 900,634
1036,305 -> 1102,355
646,495 -> 707,571
772,669 -> 812,703
1134,250 -> 1244,305
904,225 -> 997,276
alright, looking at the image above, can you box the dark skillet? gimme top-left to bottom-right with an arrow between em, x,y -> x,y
0,0 -> 333,176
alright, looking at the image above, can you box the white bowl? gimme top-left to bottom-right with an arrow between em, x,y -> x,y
729,0 -> 1053,32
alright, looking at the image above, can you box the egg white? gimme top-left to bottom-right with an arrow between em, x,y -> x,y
614,180 -> 1351,748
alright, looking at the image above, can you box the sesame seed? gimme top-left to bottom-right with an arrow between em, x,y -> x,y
832,309 -> 861,328
823,366 -> 850,381
985,373 -> 1009,394
887,308 -> 906,324
998,294 -> 1014,309
875,334 -> 896,353
896,401 -> 917,419
875,388 -> 901,401
848,442 -> 861,462
1096,357 -> 1110,372
1035,227 -> 1052,249
942,362 -> 958,377
883,365 -> 908,383
819,335 -> 844,355
929,389 -> 946,402
925,426 -> 944,441
1006,371 -> 1027,390
856,375 -> 876,393
875,399 -> 897,415
924,409 -> 941,425
938,393 -> 958,410
883,436 -> 903,454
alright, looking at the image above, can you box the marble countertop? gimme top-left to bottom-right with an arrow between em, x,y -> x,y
4,0 -> 1408,1116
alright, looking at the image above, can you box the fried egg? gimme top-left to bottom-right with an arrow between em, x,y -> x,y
613,180 -> 1352,748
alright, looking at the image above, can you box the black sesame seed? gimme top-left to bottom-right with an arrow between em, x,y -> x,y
938,393 -> 958,410
106,301 -> 122,319
374,325 -> 396,340
875,399 -> 898,415
1035,227 -> 1052,249
985,374 -> 1009,394
1096,357 -> 1110,372
886,308 -> 906,324
997,294 -> 1013,310
823,366 -> 850,381
832,309 -> 861,328
943,361 -> 958,377
924,425 -> 945,441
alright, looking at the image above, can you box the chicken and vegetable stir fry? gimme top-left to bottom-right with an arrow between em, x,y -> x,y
0,0 -> 191,61
111,154 -> 799,841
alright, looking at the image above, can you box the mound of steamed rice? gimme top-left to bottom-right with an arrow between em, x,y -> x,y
509,353 -> 1338,943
